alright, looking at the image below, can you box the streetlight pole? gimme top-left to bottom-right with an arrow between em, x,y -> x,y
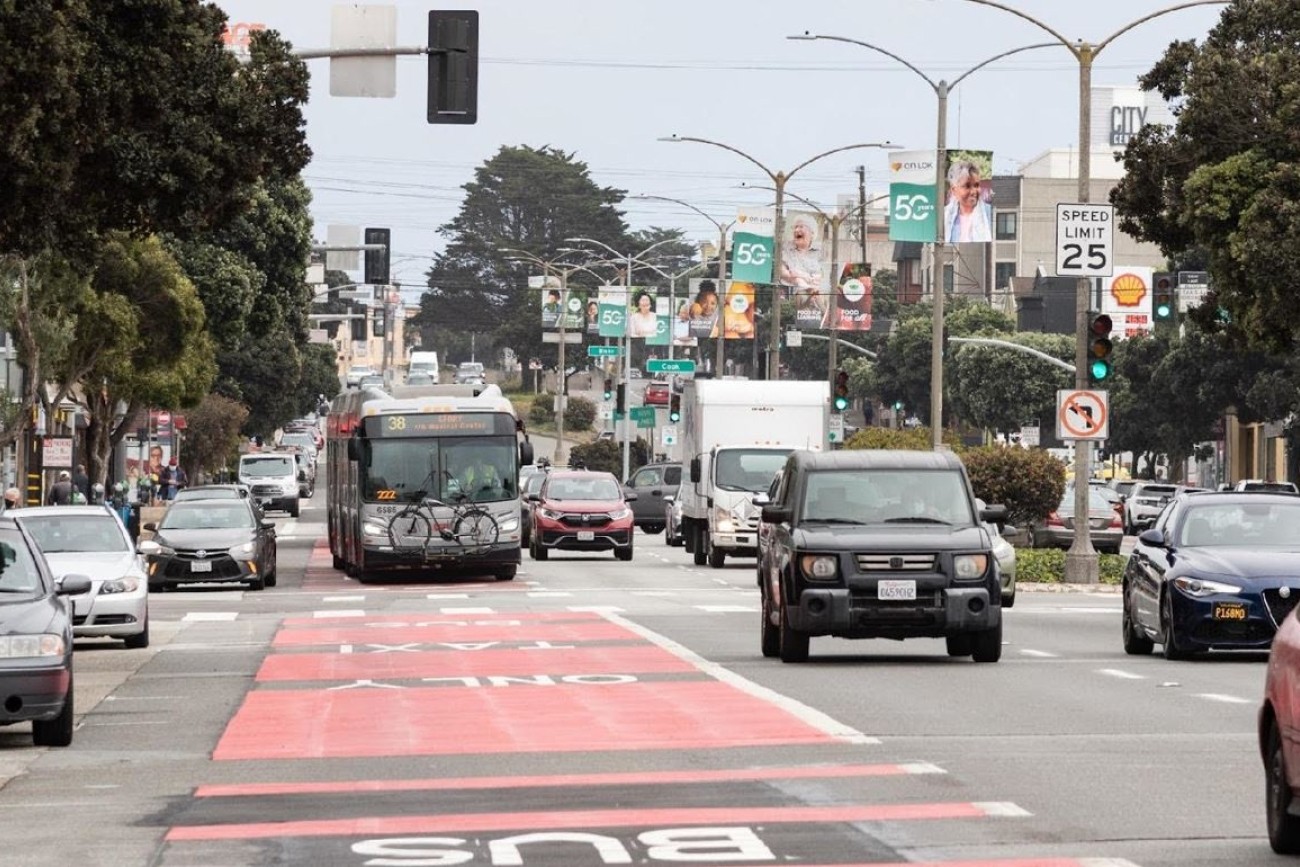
565,237 -> 680,481
954,0 -> 1228,583
789,34 -> 1056,450
631,195 -> 735,376
658,136 -> 893,381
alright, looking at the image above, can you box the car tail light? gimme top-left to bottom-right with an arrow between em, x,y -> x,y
1046,512 -> 1063,527
1109,513 -> 1123,528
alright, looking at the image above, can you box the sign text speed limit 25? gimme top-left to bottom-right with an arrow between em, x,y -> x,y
1055,203 -> 1114,278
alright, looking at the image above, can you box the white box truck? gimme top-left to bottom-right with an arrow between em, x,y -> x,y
679,379 -> 829,568
407,350 -> 440,383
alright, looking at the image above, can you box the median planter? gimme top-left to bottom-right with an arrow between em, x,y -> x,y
1016,548 -> 1126,585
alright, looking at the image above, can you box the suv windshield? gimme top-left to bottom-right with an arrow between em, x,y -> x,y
801,469 -> 974,526
715,449 -> 790,493
241,457 -> 293,477
22,515 -> 128,554
546,477 -> 621,501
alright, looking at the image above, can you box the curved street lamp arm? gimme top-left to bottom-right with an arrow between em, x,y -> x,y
741,182 -> 827,220
959,0 -> 1078,57
659,135 -> 778,184
950,42 -> 1060,88
636,236 -> 683,262
631,194 -> 730,234
1095,0 -> 1228,54
787,142 -> 892,182
790,34 -> 938,94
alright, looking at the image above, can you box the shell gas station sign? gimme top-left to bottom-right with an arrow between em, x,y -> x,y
1101,266 -> 1153,340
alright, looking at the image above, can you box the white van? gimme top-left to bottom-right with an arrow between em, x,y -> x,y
238,453 -> 301,517
407,351 -> 439,383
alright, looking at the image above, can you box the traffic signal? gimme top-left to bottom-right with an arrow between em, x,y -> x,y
668,393 -> 681,423
833,369 -> 850,412
603,377 -> 614,400
892,400 -> 903,411
1153,272 -> 1174,323
615,383 -> 626,415
427,11 -> 479,124
1088,313 -> 1114,384
364,228 -> 390,285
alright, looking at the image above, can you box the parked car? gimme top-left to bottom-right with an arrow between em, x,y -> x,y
757,449 -> 1007,663
1236,479 -> 1300,495
1123,482 -> 1179,534
977,498 -> 1016,608
1111,479 -> 1137,501
643,382 -> 670,407
345,365 -> 374,387
14,506 -> 150,649
1261,600 -> 1300,852
279,429 -> 320,454
139,498 -> 278,592
623,462 -> 681,533
0,516 -> 91,746
526,471 -> 635,561
664,482 -> 685,547
1032,486 -> 1124,554
518,468 -> 549,547
1123,492 -> 1300,660
1090,484 -> 1125,520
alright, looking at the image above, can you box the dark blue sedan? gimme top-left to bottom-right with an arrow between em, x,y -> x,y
1122,492 -> 1300,660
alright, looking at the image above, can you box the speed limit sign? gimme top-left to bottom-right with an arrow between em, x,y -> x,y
1056,203 -> 1114,277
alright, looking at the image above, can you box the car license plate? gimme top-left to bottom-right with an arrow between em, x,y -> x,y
190,560 -> 213,573
878,579 -> 917,600
577,530 -> 595,541
1213,602 -> 1246,621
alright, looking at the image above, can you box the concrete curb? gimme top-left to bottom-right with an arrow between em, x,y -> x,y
1018,582 -> 1121,594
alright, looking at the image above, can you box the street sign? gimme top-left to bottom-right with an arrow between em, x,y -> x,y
541,332 -> 582,344
597,406 -> 612,421
785,329 -> 803,348
1177,271 -> 1209,286
1056,389 -> 1109,441
629,406 -> 656,425
645,359 -> 696,374
1019,425 -> 1040,447
528,358 -> 542,371
1055,203 -> 1115,277
587,345 -> 621,358
828,415 -> 844,443
661,426 -> 677,446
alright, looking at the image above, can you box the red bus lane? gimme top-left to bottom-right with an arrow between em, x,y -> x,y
160,610 -> 1138,866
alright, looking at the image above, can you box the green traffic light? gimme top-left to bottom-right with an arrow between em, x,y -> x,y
1155,303 -> 1172,319
833,396 -> 849,411
669,412 -> 680,422
1090,359 -> 1111,381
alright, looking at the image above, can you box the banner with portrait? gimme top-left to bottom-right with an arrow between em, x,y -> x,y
778,211 -> 828,305
596,286 -> 629,338
536,275 -> 564,330
719,281 -> 757,340
942,149 -> 994,245
823,263 -> 873,332
684,278 -> 721,339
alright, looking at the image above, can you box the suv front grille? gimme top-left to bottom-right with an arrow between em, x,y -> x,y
558,513 -> 611,528
1265,588 -> 1300,628
857,553 -> 936,573
252,484 -> 280,498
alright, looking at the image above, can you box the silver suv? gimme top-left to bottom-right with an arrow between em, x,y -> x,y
1123,482 -> 1178,534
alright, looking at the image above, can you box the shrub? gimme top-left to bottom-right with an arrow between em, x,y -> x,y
963,445 -> 1067,528
1016,548 -> 1125,585
528,395 -> 553,426
567,435 -> 651,478
563,395 -> 596,431
844,426 -> 963,451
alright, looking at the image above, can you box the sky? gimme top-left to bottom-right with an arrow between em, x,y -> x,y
213,0 -> 1226,290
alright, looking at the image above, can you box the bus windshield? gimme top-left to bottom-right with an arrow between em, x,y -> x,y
362,436 -> 517,504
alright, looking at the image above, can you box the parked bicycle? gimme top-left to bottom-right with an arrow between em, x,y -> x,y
386,472 -> 500,554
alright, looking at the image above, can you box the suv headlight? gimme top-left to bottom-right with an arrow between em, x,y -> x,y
953,554 -> 989,580
799,554 -> 838,581
0,634 -> 65,658
609,507 -> 632,521
1173,576 -> 1242,597
100,577 -> 141,595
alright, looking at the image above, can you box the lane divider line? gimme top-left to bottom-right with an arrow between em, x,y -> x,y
181,612 -> 238,622
1196,693 -> 1252,704
1096,669 -> 1144,680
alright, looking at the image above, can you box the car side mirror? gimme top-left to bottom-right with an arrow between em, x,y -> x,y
137,539 -> 162,556
689,458 -> 701,484
57,574 -> 92,596
979,504 -> 1009,525
1000,524 -> 1019,539
624,492 -> 638,502
261,520 -> 276,530
1138,528 -> 1166,547
663,495 -> 674,504
761,505 -> 792,524
526,493 -> 541,503
142,522 -> 158,532
753,492 -> 771,506
520,441 -> 535,467
347,439 -> 361,461
298,470 -> 307,482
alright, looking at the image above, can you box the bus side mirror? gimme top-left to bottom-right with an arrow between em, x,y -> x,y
347,439 -> 361,461
689,458 -> 701,484
520,441 -> 535,467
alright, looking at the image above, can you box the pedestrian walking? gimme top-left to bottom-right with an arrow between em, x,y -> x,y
46,471 -> 74,506
72,464 -> 90,501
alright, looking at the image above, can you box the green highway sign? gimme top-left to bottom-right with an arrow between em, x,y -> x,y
629,406 -> 656,424
645,359 -> 696,374
587,345 -> 621,358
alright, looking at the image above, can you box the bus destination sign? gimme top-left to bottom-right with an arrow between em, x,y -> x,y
365,413 -> 511,438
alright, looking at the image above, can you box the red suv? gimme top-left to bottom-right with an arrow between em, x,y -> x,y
526,471 -> 635,561
643,382 -> 670,406
1262,606 -> 1300,852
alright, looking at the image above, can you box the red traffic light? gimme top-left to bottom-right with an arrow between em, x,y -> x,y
1089,314 -> 1113,337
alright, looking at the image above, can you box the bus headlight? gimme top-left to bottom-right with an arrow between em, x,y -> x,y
496,514 -> 519,533
362,521 -> 389,538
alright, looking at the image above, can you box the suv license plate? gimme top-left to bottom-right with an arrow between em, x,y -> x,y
190,560 -> 213,573
878,580 -> 917,600
577,530 -> 595,541
1213,602 -> 1246,621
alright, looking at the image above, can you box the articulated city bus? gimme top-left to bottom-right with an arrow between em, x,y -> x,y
325,384 -> 533,582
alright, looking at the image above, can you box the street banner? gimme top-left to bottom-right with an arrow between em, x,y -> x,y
781,210 -> 830,316
823,263 -> 873,332
1102,266 -> 1153,340
537,275 -> 562,329
626,288 -> 661,340
645,295 -> 671,346
942,149 -> 994,244
730,207 -> 775,284
888,150 -> 938,242
597,286 -> 629,338
720,281 -> 757,339
685,278 -> 722,339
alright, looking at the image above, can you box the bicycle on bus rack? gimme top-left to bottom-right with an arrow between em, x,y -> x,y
386,482 -> 499,555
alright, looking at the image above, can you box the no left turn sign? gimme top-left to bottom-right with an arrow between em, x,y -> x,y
1056,389 -> 1109,441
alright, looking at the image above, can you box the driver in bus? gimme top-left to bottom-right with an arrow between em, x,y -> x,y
449,455 -> 502,500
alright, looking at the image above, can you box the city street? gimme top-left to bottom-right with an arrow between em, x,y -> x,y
0,488 -> 1276,867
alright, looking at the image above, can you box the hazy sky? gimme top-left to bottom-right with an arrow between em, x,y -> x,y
213,1 -> 1224,287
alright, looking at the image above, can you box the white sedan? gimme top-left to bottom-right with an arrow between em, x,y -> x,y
13,505 -> 150,648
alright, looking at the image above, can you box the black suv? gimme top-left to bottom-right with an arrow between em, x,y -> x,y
757,449 -> 1007,663
623,462 -> 681,534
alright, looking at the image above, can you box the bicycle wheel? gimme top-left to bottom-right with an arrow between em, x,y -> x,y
452,509 -> 499,550
387,506 -> 432,550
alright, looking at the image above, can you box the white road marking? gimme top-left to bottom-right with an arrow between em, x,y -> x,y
605,612 -> 880,745
568,605 -> 625,613
696,605 -> 757,613
1197,693 -> 1252,705
528,591 -> 573,598
181,612 -> 238,622
974,801 -> 1034,817
313,609 -> 366,618
441,607 -> 494,614
899,762 -> 947,775
1019,648 -> 1058,658
426,594 -> 471,600
323,595 -> 365,602
1097,668 -> 1145,680
632,590 -> 677,597
1080,860 -> 1143,867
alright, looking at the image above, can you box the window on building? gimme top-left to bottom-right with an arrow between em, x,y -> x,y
995,211 -> 1018,241
995,262 -> 1017,290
